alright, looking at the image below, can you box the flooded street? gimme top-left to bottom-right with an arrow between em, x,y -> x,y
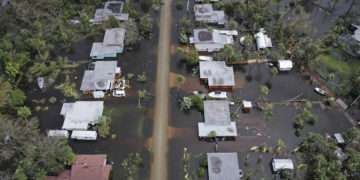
149,0 -> 172,180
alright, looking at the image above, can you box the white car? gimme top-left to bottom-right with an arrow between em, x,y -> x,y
314,87 -> 326,96
208,91 -> 227,99
113,90 -> 125,97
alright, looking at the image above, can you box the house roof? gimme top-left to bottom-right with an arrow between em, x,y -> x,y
61,101 -> 104,130
191,29 -> 235,52
199,61 -> 235,87
80,61 -> 119,91
207,153 -> 241,180
272,159 -> 294,172
198,100 -> 237,137
93,1 -> 129,23
194,4 -> 226,25
103,28 -> 126,46
47,155 -> 112,180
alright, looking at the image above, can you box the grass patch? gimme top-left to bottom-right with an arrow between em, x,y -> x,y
317,54 -> 352,77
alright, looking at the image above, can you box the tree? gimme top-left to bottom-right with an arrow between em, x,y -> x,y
137,89 -> 147,108
179,97 -> 193,111
96,115 -> 112,138
216,45 -> 240,63
263,102 -> 273,120
0,77 -> 12,108
175,75 -> 186,89
121,153 -> 143,180
177,46 -> 199,66
17,106 -> 32,120
275,138 -> 286,155
259,85 -> 269,100
139,14 -> 153,38
8,89 -> 26,109
124,18 -> 140,48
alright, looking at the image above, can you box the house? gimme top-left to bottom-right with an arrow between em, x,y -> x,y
47,154 -> 112,180
194,4 -> 226,25
199,61 -> 235,91
271,159 -> 294,172
92,1 -> 129,24
207,153 -> 242,180
60,101 -> 104,130
254,28 -> 272,49
80,61 -> 121,93
190,29 -> 236,52
198,100 -> 237,138
278,60 -> 293,71
90,28 -> 126,59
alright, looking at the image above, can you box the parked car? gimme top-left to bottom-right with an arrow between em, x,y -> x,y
314,87 -> 327,96
208,91 -> 227,99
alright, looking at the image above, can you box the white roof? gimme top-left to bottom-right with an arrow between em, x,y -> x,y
90,42 -> 123,58
334,133 -> 345,144
80,61 -> 119,91
71,130 -> 97,140
191,29 -> 235,52
194,4 -> 226,25
242,100 -> 253,108
61,101 -> 104,130
272,159 -> 294,172
207,153 -> 242,180
103,28 -> 126,46
278,60 -> 293,71
48,130 -> 69,138
199,100 -> 237,137
255,28 -> 272,49
199,61 -> 235,87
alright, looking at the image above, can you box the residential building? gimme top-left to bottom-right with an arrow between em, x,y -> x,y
198,100 -> 237,138
190,29 -> 236,52
199,61 -> 235,91
254,28 -> 272,49
47,154 -> 112,180
60,101 -> 104,130
80,61 -> 121,93
207,153 -> 242,180
92,1 -> 129,24
90,28 -> 126,59
194,4 -> 226,25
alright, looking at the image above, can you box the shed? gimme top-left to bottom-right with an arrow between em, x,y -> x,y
207,153 -> 242,180
254,28 -> 272,49
71,130 -> 97,141
278,60 -> 293,71
242,100 -> 252,112
272,159 -> 294,172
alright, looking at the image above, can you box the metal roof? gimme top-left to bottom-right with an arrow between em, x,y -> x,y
80,61 -> 119,91
194,4 -> 226,25
103,28 -> 126,46
199,61 -> 235,87
61,101 -> 104,130
207,153 -> 241,180
272,159 -> 294,172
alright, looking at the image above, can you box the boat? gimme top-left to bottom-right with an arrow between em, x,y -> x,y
37,77 -> 45,89
314,87 -> 326,96
208,91 -> 227,99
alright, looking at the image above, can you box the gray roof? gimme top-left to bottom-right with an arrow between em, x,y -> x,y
198,100 -> 237,137
194,4 -> 226,25
191,29 -> 235,52
207,153 -> 241,180
93,1 -> 129,23
204,100 -> 231,125
61,101 -> 104,130
80,61 -> 119,91
103,28 -> 126,46
199,61 -> 235,87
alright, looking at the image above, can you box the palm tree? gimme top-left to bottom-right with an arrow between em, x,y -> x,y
137,89 -> 147,108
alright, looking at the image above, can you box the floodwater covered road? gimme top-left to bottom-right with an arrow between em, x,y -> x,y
150,0 -> 172,180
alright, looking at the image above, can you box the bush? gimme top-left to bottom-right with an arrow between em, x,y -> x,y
17,106 -> 32,119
